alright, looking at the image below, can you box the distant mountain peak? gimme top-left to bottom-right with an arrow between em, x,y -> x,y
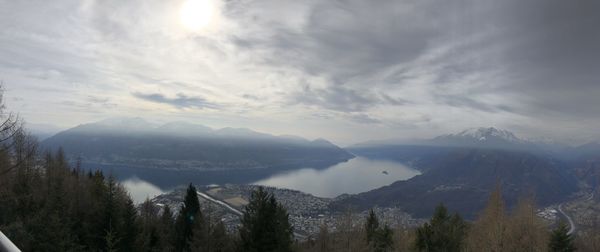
97,117 -> 155,128
427,127 -> 531,150
454,127 -> 521,143
312,138 -> 331,143
311,138 -> 337,147
215,127 -> 270,138
157,121 -> 213,134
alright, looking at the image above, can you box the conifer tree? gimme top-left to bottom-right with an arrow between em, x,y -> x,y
365,209 -> 380,244
159,205 -> 176,251
373,225 -> 394,252
189,211 -> 208,251
364,209 -> 394,251
120,198 -> 138,252
549,222 -> 576,252
211,220 -> 229,252
239,187 -> 293,252
87,170 -> 109,250
103,175 -> 121,251
105,224 -> 120,252
175,183 -> 202,252
137,199 -> 161,251
415,204 -> 466,252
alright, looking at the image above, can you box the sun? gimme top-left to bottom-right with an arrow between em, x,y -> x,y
179,0 -> 216,31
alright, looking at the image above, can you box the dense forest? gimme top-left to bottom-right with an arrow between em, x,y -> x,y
0,92 -> 599,252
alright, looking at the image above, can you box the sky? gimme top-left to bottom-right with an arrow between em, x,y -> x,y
1,0 -> 599,146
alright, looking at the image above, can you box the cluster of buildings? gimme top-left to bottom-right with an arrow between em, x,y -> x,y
150,184 -> 424,236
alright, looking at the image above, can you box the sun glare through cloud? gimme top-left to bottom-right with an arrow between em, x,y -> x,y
179,0 -> 217,32
2,1 -> 600,250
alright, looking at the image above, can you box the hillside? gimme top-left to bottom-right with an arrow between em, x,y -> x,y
42,118 -> 354,171
342,127 -> 581,219
338,148 -> 578,219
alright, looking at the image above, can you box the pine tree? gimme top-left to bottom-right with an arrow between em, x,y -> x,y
365,209 -> 380,244
87,170 -> 109,250
175,183 -> 202,252
105,224 -> 120,252
239,187 -> 293,252
188,211 -> 208,252
415,204 -> 467,252
549,222 -> 576,252
374,225 -> 394,252
103,175 -> 122,251
210,220 -> 229,252
136,199 -> 161,251
159,205 -> 176,251
364,209 -> 394,252
120,198 -> 138,252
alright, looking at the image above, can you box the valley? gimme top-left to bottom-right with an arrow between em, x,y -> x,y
38,122 -> 600,232
151,184 -> 425,237
5,3 -> 600,250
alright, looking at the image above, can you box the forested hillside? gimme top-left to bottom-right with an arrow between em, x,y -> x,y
42,119 -> 354,171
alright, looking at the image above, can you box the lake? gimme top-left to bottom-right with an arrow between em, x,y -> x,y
252,157 -> 420,198
105,156 -> 420,203
122,177 -> 166,204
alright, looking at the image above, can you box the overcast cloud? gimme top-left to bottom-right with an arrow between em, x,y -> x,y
1,0 -> 599,145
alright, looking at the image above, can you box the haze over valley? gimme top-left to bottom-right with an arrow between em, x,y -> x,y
2,0 -> 600,251
37,118 -> 600,221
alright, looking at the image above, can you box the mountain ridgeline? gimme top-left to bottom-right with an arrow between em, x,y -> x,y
42,118 -> 354,171
342,127 -> 583,219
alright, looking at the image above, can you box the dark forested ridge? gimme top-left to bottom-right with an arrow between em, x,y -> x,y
343,128 -> 591,219
41,118 -> 354,172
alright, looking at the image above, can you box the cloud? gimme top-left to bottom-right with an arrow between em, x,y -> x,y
348,114 -> 381,125
290,85 -> 408,113
2,0 -> 600,144
435,95 -> 515,114
132,92 -> 218,110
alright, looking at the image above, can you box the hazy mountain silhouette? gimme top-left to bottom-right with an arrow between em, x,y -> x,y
42,118 -> 354,171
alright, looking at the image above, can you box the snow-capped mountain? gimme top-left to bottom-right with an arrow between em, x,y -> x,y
430,127 -> 532,150
455,127 -> 522,143
349,126 -> 575,155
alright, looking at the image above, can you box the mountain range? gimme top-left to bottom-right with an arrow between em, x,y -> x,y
41,121 -> 600,219
41,118 -> 354,171
340,127 -> 597,219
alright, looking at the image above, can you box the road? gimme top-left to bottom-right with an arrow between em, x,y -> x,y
557,203 -> 576,235
197,191 -> 244,216
196,190 -> 308,239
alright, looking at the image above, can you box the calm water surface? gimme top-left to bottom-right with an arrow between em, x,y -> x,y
122,177 -> 166,204
253,157 -> 420,198
111,156 -> 419,201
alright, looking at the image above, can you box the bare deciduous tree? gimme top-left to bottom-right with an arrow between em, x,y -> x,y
0,84 -> 35,177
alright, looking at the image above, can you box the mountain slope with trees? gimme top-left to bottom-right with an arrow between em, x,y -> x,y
41,118 -> 354,171
343,128 -> 580,219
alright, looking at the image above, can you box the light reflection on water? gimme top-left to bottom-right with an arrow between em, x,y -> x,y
253,157 -> 420,198
119,157 -> 420,200
122,177 -> 166,204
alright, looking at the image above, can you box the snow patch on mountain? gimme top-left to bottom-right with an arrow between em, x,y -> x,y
454,127 -> 522,143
